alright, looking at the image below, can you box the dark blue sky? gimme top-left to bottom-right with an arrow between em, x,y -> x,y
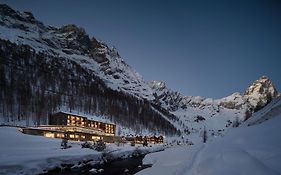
1,0 -> 281,98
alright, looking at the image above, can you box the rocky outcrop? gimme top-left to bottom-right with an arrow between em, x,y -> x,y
58,24 -> 92,54
149,80 -> 186,111
244,76 -> 278,111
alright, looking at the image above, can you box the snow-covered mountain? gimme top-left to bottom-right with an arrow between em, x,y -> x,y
0,4 -> 153,99
0,4 -> 279,138
0,4 -> 178,136
149,76 -> 278,138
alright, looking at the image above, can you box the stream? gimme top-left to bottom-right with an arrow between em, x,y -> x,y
42,155 -> 151,175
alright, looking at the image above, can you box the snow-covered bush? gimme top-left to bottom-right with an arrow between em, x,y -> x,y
94,140 -> 106,152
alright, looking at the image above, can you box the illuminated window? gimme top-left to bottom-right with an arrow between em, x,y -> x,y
68,115 -> 70,119
81,135 -> 85,139
91,136 -> 101,141
69,134 -> 74,138
56,133 -> 64,138
44,132 -> 55,138
75,135 -> 79,139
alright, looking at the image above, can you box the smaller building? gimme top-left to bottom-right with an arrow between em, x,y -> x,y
125,135 -> 164,144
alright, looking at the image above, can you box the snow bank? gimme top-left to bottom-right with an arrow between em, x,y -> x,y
0,127 -> 101,174
137,145 -> 203,175
137,112 -> 281,175
194,114 -> 281,175
0,127 -> 163,175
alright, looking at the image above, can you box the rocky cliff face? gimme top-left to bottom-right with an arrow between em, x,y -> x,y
244,76 -> 278,111
149,80 -> 186,111
0,4 -> 153,100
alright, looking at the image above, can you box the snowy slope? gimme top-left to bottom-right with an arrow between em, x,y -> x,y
137,107 -> 281,175
244,96 -> 281,126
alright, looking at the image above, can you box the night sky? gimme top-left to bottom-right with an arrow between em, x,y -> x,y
1,0 -> 281,98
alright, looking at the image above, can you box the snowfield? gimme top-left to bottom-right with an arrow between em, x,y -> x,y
0,127 -> 163,175
137,107 -> 281,175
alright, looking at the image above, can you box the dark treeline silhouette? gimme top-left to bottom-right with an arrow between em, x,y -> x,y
0,39 -> 180,136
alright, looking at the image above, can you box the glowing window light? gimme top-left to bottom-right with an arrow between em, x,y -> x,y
69,134 -> 75,138
44,132 -> 55,138
91,136 -> 101,141
56,133 -> 64,138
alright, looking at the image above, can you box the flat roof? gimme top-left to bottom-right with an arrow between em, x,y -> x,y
52,111 -> 115,125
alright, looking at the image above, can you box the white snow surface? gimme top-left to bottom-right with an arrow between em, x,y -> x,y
137,109 -> 281,175
0,127 -> 163,175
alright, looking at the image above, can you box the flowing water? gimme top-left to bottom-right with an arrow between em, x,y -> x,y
42,155 -> 151,175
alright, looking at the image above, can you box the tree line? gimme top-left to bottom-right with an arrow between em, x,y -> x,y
0,39 -> 180,136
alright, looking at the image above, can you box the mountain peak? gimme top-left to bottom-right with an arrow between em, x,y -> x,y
244,75 -> 278,111
245,76 -> 277,96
